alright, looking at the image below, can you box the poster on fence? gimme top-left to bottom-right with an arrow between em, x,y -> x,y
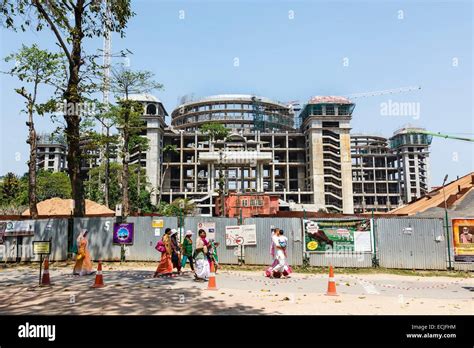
113,223 -> 134,245
452,218 -> 474,262
0,222 -> 6,244
197,222 -> 216,241
4,220 -> 35,237
225,224 -> 257,246
304,219 -> 372,252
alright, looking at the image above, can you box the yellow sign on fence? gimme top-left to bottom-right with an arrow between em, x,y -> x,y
152,219 -> 164,228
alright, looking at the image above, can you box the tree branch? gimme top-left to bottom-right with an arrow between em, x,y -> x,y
33,0 -> 72,64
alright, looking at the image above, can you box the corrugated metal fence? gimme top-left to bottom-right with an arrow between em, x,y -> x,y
244,218 -> 303,266
0,219 -> 68,262
375,218 -> 447,270
73,216 -> 178,261
0,216 -> 472,270
183,217 -> 239,264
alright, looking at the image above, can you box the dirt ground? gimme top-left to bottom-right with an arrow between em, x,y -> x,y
0,262 -> 472,315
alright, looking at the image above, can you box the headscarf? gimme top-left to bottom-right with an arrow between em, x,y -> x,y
270,229 -> 277,258
77,229 -> 87,245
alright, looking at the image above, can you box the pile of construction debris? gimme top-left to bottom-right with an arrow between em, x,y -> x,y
22,198 -> 114,217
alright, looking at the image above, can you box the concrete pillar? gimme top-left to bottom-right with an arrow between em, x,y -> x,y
340,130 -> 354,214
207,163 -> 211,192
308,128 -> 325,209
271,133 -> 275,192
285,131 -> 290,191
194,132 -> 198,192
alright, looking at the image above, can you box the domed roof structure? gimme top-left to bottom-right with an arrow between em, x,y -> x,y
128,93 -> 161,103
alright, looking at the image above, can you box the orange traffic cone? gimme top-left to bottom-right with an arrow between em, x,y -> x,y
207,261 -> 218,290
325,265 -> 338,296
91,260 -> 105,288
41,257 -> 51,286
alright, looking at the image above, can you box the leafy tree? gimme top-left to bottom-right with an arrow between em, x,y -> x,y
2,0 -> 134,217
199,122 -> 230,142
158,198 -> 196,216
130,134 -> 150,204
109,65 -> 163,217
92,106 -> 119,208
1,171 -> 71,211
81,126 -> 119,208
3,44 -> 65,218
199,123 -> 230,215
16,170 -> 71,204
35,171 -> 72,201
84,162 -> 153,214
0,172 -> 21,205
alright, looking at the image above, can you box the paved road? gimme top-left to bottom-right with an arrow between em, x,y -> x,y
0,266 -> 472,315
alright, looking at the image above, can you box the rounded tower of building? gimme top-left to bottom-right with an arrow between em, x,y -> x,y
171,94 -> 294,132
389,125 -> 432,202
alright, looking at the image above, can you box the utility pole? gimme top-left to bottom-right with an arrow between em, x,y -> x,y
442,175 -> 452,270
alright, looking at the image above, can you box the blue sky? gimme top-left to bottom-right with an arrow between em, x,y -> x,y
0,0 -> 472,186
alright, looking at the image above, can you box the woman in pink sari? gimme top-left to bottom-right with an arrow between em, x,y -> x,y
154,228 -> 174,277
194,229 -> 211,281
73,230 -> 94,276
265,228 -> 292,278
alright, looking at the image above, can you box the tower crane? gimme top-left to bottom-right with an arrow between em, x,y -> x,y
346,86 -> 421,99
103,0 -> 112,116
407,130 -> 474,142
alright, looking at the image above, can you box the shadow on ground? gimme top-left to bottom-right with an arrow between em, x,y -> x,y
0,270 -> 271,315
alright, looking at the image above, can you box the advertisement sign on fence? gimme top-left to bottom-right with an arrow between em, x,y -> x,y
198,222 -> 216,241
113,223 -> 134,245
304,219 -> 372,252
4,220 -> 35,237
225,224 -> 257,246
452,218 -> 474,262
0,222 -> 6,244
152,219 -> 164,228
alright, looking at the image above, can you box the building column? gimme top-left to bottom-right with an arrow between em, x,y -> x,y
179,131 -> 184,192
194,133 -> 198,192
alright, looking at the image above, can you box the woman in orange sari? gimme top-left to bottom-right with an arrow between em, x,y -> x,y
154,228 -> 174,277
73,230 -> 94,276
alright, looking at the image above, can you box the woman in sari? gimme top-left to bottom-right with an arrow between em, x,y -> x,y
73,230 -> 94,276
170,229 -> 182,274
265,228 -> 292,278
194,229 -> 211,281
181,230 -> 195,272
154,228 -> 174,277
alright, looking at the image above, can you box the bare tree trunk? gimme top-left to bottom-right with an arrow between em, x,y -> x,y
104,127 -> 110,208
65,7 -> 85,217
137,149 -> 141,197
137,149 -> 141,214
157,162 -> 169,207
27,107 -> 38,219
122,110 -> 130,217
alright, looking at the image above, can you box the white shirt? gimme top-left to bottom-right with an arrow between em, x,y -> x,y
272,235 -> 287,259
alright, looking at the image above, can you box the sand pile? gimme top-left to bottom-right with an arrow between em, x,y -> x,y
22,197 -> 114,216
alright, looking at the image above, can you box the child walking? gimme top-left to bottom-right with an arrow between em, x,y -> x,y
181,230 -> 195,272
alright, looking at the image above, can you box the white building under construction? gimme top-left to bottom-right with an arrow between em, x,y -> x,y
130,94 -> 431,215
37,93 -> 432,215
